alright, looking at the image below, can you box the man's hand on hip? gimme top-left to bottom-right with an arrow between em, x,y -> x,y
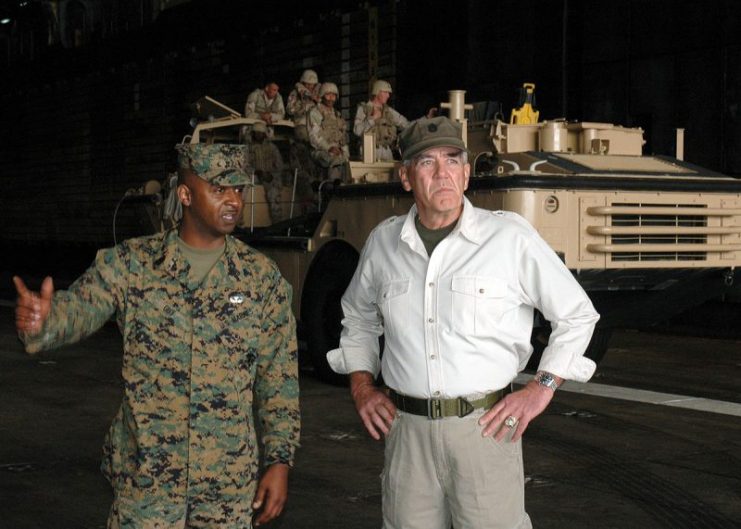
478,381 -> 557,443
350,371 -> 397,441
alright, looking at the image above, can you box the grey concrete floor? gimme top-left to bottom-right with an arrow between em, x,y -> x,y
1,305 -> 740,529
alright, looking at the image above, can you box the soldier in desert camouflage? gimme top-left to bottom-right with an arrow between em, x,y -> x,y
353,79 -> 410,162
13,144 -> 300,529
249,121 -> 287,222
308,82 -> 350,182
286,69 -> 320,143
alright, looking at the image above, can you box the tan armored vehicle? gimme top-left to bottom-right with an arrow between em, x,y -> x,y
169,89 -> 741,384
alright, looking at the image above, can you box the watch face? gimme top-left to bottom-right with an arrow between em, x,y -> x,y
537,372 -> 557,389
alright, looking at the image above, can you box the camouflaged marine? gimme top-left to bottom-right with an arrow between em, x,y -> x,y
17,143 -> 300,529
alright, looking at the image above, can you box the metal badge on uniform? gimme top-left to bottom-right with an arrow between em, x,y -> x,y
229,293 -> 245,304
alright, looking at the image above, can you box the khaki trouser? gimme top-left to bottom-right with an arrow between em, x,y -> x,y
382,409 -> 533,529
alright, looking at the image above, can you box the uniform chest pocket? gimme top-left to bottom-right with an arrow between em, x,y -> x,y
215,299 -> 262,374
376,279 -> 410,337
451,276 -> 510,336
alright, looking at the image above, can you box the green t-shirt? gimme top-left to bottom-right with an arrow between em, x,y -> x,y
177,237 -> 225,283
415,215 -> 458,256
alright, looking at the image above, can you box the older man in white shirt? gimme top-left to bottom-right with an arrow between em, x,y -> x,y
327,116 -> 599,529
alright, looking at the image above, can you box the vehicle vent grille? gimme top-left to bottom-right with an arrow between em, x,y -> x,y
610,202 -> 706,261
585,202 -> 741,263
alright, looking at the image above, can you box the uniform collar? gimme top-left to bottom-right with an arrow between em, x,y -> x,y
156,228 -> 238,290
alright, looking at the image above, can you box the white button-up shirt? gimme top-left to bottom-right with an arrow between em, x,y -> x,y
327,198 -> 600,398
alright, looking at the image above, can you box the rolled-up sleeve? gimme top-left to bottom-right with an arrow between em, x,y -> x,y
518,231 -> 600,382
326,237 -> 384,376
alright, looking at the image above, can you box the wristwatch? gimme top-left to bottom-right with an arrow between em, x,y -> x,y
534,371 -> 559,391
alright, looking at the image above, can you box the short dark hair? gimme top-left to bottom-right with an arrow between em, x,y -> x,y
177,166 -> 195,186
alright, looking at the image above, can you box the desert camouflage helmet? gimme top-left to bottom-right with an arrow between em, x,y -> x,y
300,69 -> 318,84
319,82 -> 339,97
175,143 -> 252,186
371,80 -> 393,96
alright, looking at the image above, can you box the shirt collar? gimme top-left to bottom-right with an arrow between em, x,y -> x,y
456,197 -> 482,245
399,197 -> 481,253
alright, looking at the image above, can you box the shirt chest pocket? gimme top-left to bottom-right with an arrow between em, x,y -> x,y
376,279 -> 410,337
451,276 -> 511,336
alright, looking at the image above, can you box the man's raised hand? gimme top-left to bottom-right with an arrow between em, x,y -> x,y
13,276 -> 54,335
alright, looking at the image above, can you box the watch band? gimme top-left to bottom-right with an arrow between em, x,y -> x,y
535,371 -> 559,391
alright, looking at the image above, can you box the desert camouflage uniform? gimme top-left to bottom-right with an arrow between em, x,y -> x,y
353,102 -> 410,162
249,140 -> 286,221
22,228 -> 300,529
308,104 -> 349,170
245,88 -> 285,122
286,83 -> 321,143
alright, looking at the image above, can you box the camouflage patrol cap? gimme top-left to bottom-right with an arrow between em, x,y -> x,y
399,116 -> 466,161
175,143 -> 251,186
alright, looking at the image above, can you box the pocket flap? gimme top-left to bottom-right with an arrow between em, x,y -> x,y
378,279 -> 410,302
451,276 -> 507,298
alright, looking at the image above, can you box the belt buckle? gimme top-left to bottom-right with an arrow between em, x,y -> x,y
427,398 -> 443,420
457,397 -> 474,418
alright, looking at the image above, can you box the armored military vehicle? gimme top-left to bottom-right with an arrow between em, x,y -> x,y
166,89 -> 741,384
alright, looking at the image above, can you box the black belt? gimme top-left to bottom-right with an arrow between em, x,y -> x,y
388,387 -> 509,420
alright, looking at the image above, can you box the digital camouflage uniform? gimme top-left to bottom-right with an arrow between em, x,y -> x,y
353,102 -> 410,162
286,82 -> 321,143
22,143 -> 300,529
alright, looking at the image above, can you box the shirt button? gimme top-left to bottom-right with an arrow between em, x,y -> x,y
428,318 -> 434,323
479,288 -> 485,293
428,282 -> 434,287
430,354 -> 436,360
434,391 -> 441,396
